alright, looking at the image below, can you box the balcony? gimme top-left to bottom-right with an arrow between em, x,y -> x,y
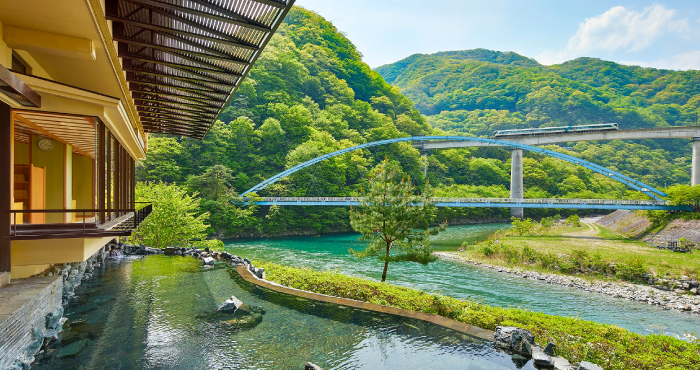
9,204 -> 152,240
9,109 -> 144,241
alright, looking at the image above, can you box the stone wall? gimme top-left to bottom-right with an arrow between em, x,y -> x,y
596,210 -> 651,238
0,276 -> 63,370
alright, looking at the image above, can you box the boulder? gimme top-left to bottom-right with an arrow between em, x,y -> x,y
255,268 -> 265,280
690,288 -> 698,295
244,258 -> 252,265
163,247 -> 179,256
675,289 -> 686,295
552,356 -> 572,370
543,342 -> 556,356
202,257 -> 215,265
218,296 -> 244,314
305,362 -> 322,370
578,361 -> 604,370
494,326 -> 535,357
532,346 -> 553,368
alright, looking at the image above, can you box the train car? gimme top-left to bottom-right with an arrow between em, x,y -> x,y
493,123 -> 619,138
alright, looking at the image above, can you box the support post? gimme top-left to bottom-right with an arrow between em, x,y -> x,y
421,150 -> 428,179
692,138 -> 700,186
1,102 -> 12,277
98,123 -> 105,224
510,148 -> 524,219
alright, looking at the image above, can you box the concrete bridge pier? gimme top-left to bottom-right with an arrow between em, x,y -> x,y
693,138 -> 700,186
421,150 -> 428,179
510,148 -> 524,218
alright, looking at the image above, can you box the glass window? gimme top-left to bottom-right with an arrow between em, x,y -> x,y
11,54 -> 27,74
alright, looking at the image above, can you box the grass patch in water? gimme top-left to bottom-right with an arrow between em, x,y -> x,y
256,261 -> 700,370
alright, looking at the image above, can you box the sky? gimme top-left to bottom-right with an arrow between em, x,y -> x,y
294,0 -> 700,70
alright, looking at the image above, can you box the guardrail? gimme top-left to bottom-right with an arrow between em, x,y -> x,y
8,202 -> 152,238
255,197 -> 666,206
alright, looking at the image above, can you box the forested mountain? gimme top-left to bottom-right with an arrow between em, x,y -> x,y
137,8 -> 656,237
375,51 -> 699,187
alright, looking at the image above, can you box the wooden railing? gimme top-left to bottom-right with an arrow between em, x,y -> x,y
8,203 -> 152,239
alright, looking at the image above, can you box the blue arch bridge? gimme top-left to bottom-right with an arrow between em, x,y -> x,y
238,136 -> 694,212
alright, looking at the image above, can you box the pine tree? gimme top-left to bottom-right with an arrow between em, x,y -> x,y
350,159 -> 444,282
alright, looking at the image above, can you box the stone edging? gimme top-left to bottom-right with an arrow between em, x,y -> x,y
435,252 -> 700,314
235,265 -> 494,341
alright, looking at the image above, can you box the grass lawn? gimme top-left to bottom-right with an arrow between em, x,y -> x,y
454,221 -> 700,282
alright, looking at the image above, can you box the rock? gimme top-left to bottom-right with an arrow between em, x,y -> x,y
543,342 -> 556,356
202,257 -> 215,265
674,289 -> 686,295
163,247 -> 179,256
510,353 -> 530,368
552,356 -> 572,370
494,326 -> 535,357
244,258 -> 252,265
690,288 -> 698,295
578,361 -> 604,370
57,338 -> 89,358
255,268 -> 265,280
305,362 -> 322,370
532,346 -> 553,368
218,296 -> 244,314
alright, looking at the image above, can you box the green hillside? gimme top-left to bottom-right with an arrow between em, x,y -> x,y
375,50 -> 699,187
138,9 -> 659,237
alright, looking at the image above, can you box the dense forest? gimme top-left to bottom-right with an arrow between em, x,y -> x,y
375,49 -> 700,187
137,8 -> 693,238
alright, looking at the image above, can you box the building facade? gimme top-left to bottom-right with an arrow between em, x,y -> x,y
0,0 -> 294,284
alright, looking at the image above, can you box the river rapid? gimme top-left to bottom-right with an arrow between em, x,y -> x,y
224,224 -> 700,340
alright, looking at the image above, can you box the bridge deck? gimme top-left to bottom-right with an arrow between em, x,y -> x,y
244,197 -> 691,211
417,126 -> 700,149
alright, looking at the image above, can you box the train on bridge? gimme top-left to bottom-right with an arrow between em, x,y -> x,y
493,123 -> 619,138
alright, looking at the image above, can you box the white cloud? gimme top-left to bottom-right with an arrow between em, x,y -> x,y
621,50 -> 700,70
536,4 -> 690,65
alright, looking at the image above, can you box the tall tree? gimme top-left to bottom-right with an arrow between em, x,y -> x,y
130,182 -> 220,249
350,159 -> 444,282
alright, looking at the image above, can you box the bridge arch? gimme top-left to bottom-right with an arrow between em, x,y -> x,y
241,136 -> 666,200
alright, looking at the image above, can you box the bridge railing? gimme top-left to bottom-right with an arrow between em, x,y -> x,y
257,197 -> 666,206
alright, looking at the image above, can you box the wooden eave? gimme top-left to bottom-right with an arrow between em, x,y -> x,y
106,0 -> 295,139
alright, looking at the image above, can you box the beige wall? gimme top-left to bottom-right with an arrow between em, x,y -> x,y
31,136 -> 63,223
72,153 -> 93,209
10,236 -> 112,279
13,141 -> 29,165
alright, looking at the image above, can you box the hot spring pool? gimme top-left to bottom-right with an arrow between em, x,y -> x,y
30,255 -> 532,370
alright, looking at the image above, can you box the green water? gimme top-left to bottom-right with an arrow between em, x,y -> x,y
31,255 -> 533,370
224,224 -> 700,340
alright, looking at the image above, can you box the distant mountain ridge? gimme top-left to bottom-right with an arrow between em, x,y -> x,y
375,48 -> 700,187
377,49 -> 540,84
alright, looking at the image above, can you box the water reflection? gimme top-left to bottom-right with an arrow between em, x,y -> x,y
31,255 -> 532,370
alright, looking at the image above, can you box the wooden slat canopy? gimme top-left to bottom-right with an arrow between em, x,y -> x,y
106,0 -> 295,139
13,111 -> 96,158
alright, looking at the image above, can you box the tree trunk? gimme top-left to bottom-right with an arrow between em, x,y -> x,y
381,243 -> 390,282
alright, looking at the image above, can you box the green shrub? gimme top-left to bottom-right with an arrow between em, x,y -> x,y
255,261 -> 700,370
616,258 -> 649,283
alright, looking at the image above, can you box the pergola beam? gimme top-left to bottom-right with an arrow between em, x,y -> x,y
123,67 -> 230,92
125,0 -> 271,32
105,15 -> 258,50
114,36 -> 248,64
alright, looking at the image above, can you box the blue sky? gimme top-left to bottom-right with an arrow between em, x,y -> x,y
294,0 -> 700,70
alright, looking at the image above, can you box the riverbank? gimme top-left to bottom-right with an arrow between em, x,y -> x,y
435,252 -> 700,315
256,260 -> 700,370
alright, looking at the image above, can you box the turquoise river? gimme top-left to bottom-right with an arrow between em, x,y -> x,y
225,223 -> 700,340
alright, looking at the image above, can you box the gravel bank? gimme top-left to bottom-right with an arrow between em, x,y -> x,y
435,252 -> 700,316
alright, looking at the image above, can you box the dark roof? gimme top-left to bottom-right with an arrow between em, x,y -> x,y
106,0 -> 295,139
